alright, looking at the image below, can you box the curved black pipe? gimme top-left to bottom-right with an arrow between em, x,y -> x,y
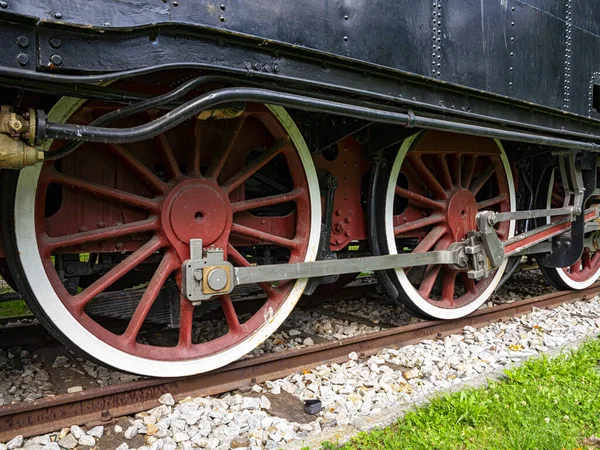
43,87 -> 600,152
47,74 -> 240,160
4,62 -> 600,145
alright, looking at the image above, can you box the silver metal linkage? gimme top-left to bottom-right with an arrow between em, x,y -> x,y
182,241 -> 465,302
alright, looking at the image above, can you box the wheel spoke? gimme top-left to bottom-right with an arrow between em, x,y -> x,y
231,189 -> 303,214
461,155 -> 477,189
570,261 -> 581,274
72,236 -> 164,311
551,192 -> 564,208
450,154 -> 462,187
220,295 -> 242,334
227,244 -> 273,294
178,297 -> 195,347
231,223 -> 297,250
406,154 -> 447,199
206,116 -> 247,180
412,225 -> 447,253
418,264 -> 442,298
395,186 -> 445,211
436,154 -> 453,190
469,163 -> 496,196
156,134 -> 181,180
462,273 -> 476,293
48,170 -> 159,213
221,139 -> 288,194
190,120 -> 203,177
42,218 -> 157,253
417,237 -> 451,297
582,250 -> 592,270
477,194 -> 507,210
108,144 -> 168,195
441,270 -> 457,302
122,252 -> 177,342
394,214 -> 445,236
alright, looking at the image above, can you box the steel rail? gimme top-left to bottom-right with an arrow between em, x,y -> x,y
0,284 -> 598,441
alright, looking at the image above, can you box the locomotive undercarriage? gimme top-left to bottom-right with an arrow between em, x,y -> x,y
2,74 -> 600,376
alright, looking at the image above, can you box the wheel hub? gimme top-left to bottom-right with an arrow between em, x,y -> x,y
446,189 -> 477,240
162,179 -> 232,251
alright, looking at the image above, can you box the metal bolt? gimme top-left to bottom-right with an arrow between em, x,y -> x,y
49,37 -> 62,49
49,54 -> 62,66
207,267 -> 228,291
17,36 -> 29,48
52,11 -> 62,19
115,242 -> 124,250
16,53 -> 28,66
0,1 -> 8,8
193,269 -> 203,281
273,65 -> 280,73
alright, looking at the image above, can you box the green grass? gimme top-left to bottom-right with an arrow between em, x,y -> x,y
0,300 -> 31,318
320,339 -> 600,450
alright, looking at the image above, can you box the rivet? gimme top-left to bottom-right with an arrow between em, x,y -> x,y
104,22 -> 111,26
344,15 -> 348,20
16,53 -> 28,65
343,36 -> 348,41
0,1 -> 7,9
220,4 -> 225,10
219,16 -> 225,22
52,11 -> 62,19
17,36 -> 29,48
49,37 -> 62,49
49,54 -> 62,66
173,0 -> 178,5
273,65 -> 280,73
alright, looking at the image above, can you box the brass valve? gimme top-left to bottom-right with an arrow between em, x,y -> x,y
0,106 -> 43,169
0,134 -> 43,169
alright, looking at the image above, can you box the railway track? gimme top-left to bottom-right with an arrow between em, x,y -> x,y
0,282 -> 597,442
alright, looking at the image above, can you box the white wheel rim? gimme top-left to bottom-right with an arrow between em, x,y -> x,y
384,132 -> 516,319
14,100 -> 321,377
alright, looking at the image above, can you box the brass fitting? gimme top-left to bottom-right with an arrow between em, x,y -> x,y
0,134 -> 44,169
197,103 -> 245,120
0,106 -> 30,136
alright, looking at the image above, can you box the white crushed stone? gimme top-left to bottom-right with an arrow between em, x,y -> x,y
6,294 -> 599,450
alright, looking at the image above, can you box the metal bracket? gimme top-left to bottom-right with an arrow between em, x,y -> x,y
182,239 -> 234,305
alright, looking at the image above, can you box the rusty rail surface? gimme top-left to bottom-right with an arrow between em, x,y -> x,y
0,284 -> 598,441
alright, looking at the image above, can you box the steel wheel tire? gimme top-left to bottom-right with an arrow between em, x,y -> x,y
1,96 -> 321,377
375,131 -> 516,319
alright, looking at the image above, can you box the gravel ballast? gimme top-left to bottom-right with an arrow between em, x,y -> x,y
3,286 -> 600,449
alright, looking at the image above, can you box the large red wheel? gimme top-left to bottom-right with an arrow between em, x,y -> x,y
373,131 -> 515,319
1,96 -> 320,376
538,170 -> 600,290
